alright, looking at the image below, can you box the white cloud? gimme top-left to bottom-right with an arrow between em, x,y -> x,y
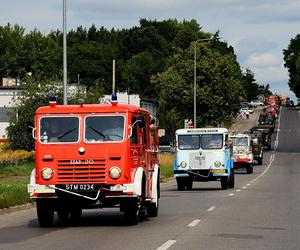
246,53 -> 281,67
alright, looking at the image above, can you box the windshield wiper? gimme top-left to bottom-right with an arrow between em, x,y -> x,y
88,126 -> 106,139
57,127 -> 77,139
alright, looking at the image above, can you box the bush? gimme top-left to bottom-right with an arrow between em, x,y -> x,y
0,144 -> 34,167
160,153 -> 175,181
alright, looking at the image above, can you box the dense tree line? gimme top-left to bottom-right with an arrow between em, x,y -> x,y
0,20 -> 269,150
283,34 -> 300,98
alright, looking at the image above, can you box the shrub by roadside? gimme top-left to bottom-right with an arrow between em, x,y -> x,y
160,153 -> 175,182
0,143 -> 34,167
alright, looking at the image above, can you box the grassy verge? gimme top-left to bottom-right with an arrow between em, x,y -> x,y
0,162 -> 34,209
160,153 -> 175,182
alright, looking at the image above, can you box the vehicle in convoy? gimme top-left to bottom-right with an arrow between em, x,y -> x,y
229,134 -> 254,174
28,95 -> 160,226
250,134 -> 264,165
264,106 -> 278,118
250,126 -> 272,150
250,100 -> 264,106
173,128 -> 234,190
258,112 -> 276,132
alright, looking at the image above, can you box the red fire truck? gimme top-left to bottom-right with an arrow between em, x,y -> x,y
28,95 -> 160,226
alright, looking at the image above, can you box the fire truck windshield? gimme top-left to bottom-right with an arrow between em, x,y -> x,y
85,115 -> 125,142
40,116 -> 79,143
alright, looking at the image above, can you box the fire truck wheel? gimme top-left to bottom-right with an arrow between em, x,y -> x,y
147,176 -> 160,217
247,165 -> 253,174
124,200 -> 139,225
57,208 -> 70,222
70,208 -> 82,223
229,170 -> 235,189
221,177 -> 229,190
36,199 -> 54,227
176,177 -> 186,191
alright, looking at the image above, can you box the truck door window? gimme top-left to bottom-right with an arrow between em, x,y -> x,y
85,115 -> 124,142
40,116 -> 79,143
130,117 -> 138,144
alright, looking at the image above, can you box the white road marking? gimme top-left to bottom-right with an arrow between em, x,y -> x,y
236,189 -> 241,192
207,206 -> 216,212
157,240 -> 176,250
187,219 -> 201,227
242,186 -> 247,189
228,193 -> 235,196
247,183 -> 251,186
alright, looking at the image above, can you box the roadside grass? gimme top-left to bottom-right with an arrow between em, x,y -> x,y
0,162 -> 34,178
0,177 -> 33,209
160,153 -> 175,182
0,163 -> 34,209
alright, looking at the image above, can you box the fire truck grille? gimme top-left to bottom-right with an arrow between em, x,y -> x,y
57,159 -> 106,184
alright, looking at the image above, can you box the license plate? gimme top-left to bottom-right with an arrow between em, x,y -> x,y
211,169 -> 226,173
64,184 -> 95,191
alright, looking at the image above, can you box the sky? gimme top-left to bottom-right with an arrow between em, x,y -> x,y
1,0 -> 299,101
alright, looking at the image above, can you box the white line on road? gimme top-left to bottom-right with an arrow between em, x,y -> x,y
228,193 -> 235,196
236,189 -> 241,192
156,240 -> 176,250
187,219 -> 201,227
242,186 -> 247,189
207,206 -> 216,212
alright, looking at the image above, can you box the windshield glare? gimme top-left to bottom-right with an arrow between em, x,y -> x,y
40,117 -> 79,143
178,135 -> 200,150
201,134 -> 223,149
231,137 -> 249,146
85,115 -> 124,142
178,134 -> 223,150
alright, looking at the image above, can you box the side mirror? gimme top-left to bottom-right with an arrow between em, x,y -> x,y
137,115 -> 145,128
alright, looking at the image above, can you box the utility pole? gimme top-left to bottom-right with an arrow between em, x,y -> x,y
63,0 -> 67,105
112,59 -> 115,93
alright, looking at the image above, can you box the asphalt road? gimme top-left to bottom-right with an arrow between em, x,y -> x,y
0,107 -> 299,250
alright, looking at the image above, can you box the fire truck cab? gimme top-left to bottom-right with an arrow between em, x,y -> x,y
28,95 -> 160,226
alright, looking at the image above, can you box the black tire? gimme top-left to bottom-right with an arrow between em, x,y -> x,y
176,178 -> 186,191
221,177 -> 229,190
257,156 -> 263,165
36,199 -> 54,227
147,174 -> 159,217
70,208 -> 82,222
229,170 -> 235,189
57,207 -> 70,222
124,200 -> 139,225
186,180 -> 193,190
247,165 -> 254,174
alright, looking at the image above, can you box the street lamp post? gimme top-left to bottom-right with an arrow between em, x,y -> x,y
193,38 -> 212,128
63,0 -> 67,105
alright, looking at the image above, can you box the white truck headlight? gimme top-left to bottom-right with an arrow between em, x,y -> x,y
214,161 -> 222,167
41,167 -> 54,180
179,161 -> 187,168
109,166 -> 122,179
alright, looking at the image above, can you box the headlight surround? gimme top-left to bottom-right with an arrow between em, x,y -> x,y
41,167 -> 54,180
179,161 -> 187,168
109,166 -> 122,179
214,161 -> 222,167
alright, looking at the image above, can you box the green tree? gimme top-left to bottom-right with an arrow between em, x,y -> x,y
283,34 -> 300,97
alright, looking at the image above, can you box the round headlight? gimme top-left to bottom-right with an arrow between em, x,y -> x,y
41,167 -> 54,180
109,166 -> 122,179
179,161 -> 187,168
214,161 -> 222,167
